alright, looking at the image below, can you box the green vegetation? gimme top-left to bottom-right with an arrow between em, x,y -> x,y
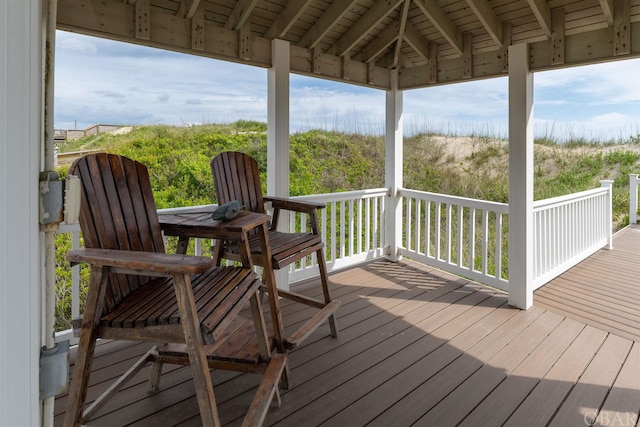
53,121 -> 640,330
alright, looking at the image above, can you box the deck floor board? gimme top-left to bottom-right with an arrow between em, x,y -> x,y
54,226 -> 640,426
535,224 -> 640,342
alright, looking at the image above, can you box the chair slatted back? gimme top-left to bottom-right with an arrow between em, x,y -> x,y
211,151 -> 265,214
70,153 -> 165,312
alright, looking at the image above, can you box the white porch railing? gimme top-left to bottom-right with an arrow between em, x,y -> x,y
287,188 -> 388,282
630,174 -> 639,225
532,181 -> 613,289
53,191 -> 388,342
398,188 -> 510,291
54,184 -> 614,342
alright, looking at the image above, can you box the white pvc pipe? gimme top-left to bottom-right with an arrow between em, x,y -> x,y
43,0 -> 58,425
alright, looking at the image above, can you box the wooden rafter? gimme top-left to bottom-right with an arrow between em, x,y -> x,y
55,0 -> 639,91
356,20 -> 400,63
297,0 -> 358,49
466,0 -> 503,48
599,0 -> 615,26
176,0 -> 201,20
403,21 -> 431,62
328,0 -> 405,57
414,0 -> 463,56
392,0 -> 411,68
224,0 -> 259,31
264,0 -> 314,39
525,0 -> 552,38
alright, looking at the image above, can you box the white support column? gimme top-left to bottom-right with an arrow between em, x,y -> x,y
267,39 -> 290,198
508,43 -> 534,310
0,0 -> 44,425
267,38 -> 291,289
385,69 -> 403,262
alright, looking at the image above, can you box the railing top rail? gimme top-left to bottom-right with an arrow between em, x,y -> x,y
292,188 -> 389,203
533,187 -> 608,211
399,188 -> 509,213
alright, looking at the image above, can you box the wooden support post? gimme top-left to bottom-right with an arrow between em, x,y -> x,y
614,0 -> 631,55
239,25 -> 252,60
342,54 -> 351,80
501,23 -> 512,73
551,9 -> 565,65
135,0 -> 150,40
463,32 -> 473,78
428,42 -> 438,83
191,2 -> 204,51
312,47 -> 322,74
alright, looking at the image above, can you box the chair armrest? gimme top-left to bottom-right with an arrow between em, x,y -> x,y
66,248 -> 213,275
264,196 -> 325,213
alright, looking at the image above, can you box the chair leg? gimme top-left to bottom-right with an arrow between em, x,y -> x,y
63,331 -> 98,427
317,247 -> 339,338
173,273 -> 221,427
148,359 -> 164,392
249,291 -> 292,389
64,266 -> 107,427
185,339 -> 220,427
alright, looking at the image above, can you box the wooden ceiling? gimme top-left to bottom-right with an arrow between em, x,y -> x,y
57,0 -> 640,91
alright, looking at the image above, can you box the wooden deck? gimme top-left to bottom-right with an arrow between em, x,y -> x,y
535,224 -> 640,342
55,226 -> 640,426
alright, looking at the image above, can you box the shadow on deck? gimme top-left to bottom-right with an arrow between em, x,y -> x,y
54,226 -> 640,426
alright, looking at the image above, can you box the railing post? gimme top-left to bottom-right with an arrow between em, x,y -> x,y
600,180 -> 614,250
630,174 -> 638,225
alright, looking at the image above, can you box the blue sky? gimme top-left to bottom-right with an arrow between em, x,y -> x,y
54,31 -> 639,142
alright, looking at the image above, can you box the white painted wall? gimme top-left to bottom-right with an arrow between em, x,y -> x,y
0,0 -> 45,425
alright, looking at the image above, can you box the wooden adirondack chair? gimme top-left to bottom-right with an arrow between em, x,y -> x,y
210,151 -> 340,350
64,153 -> 287,427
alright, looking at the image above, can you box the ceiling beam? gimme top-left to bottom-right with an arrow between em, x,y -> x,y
392,0 -> 411,68
176,0 -> 202,20
224,0 -> 259,31
264,0 -> 314,39
329,0 -> 405,57
379,49 -> 412,69
466,0 -> 503,48
297,0 -> 358,49
525,0 -> 552,38
355,20 -> 400,63
403,21 -> 430,62
57,0 -> 393,89
599,0 -> 615,26
414,0 -> 463,55
185,0 -> 201,20
56,0 -> 640,92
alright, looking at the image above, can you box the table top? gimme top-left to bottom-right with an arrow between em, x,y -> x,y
159,209 -> 270,240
